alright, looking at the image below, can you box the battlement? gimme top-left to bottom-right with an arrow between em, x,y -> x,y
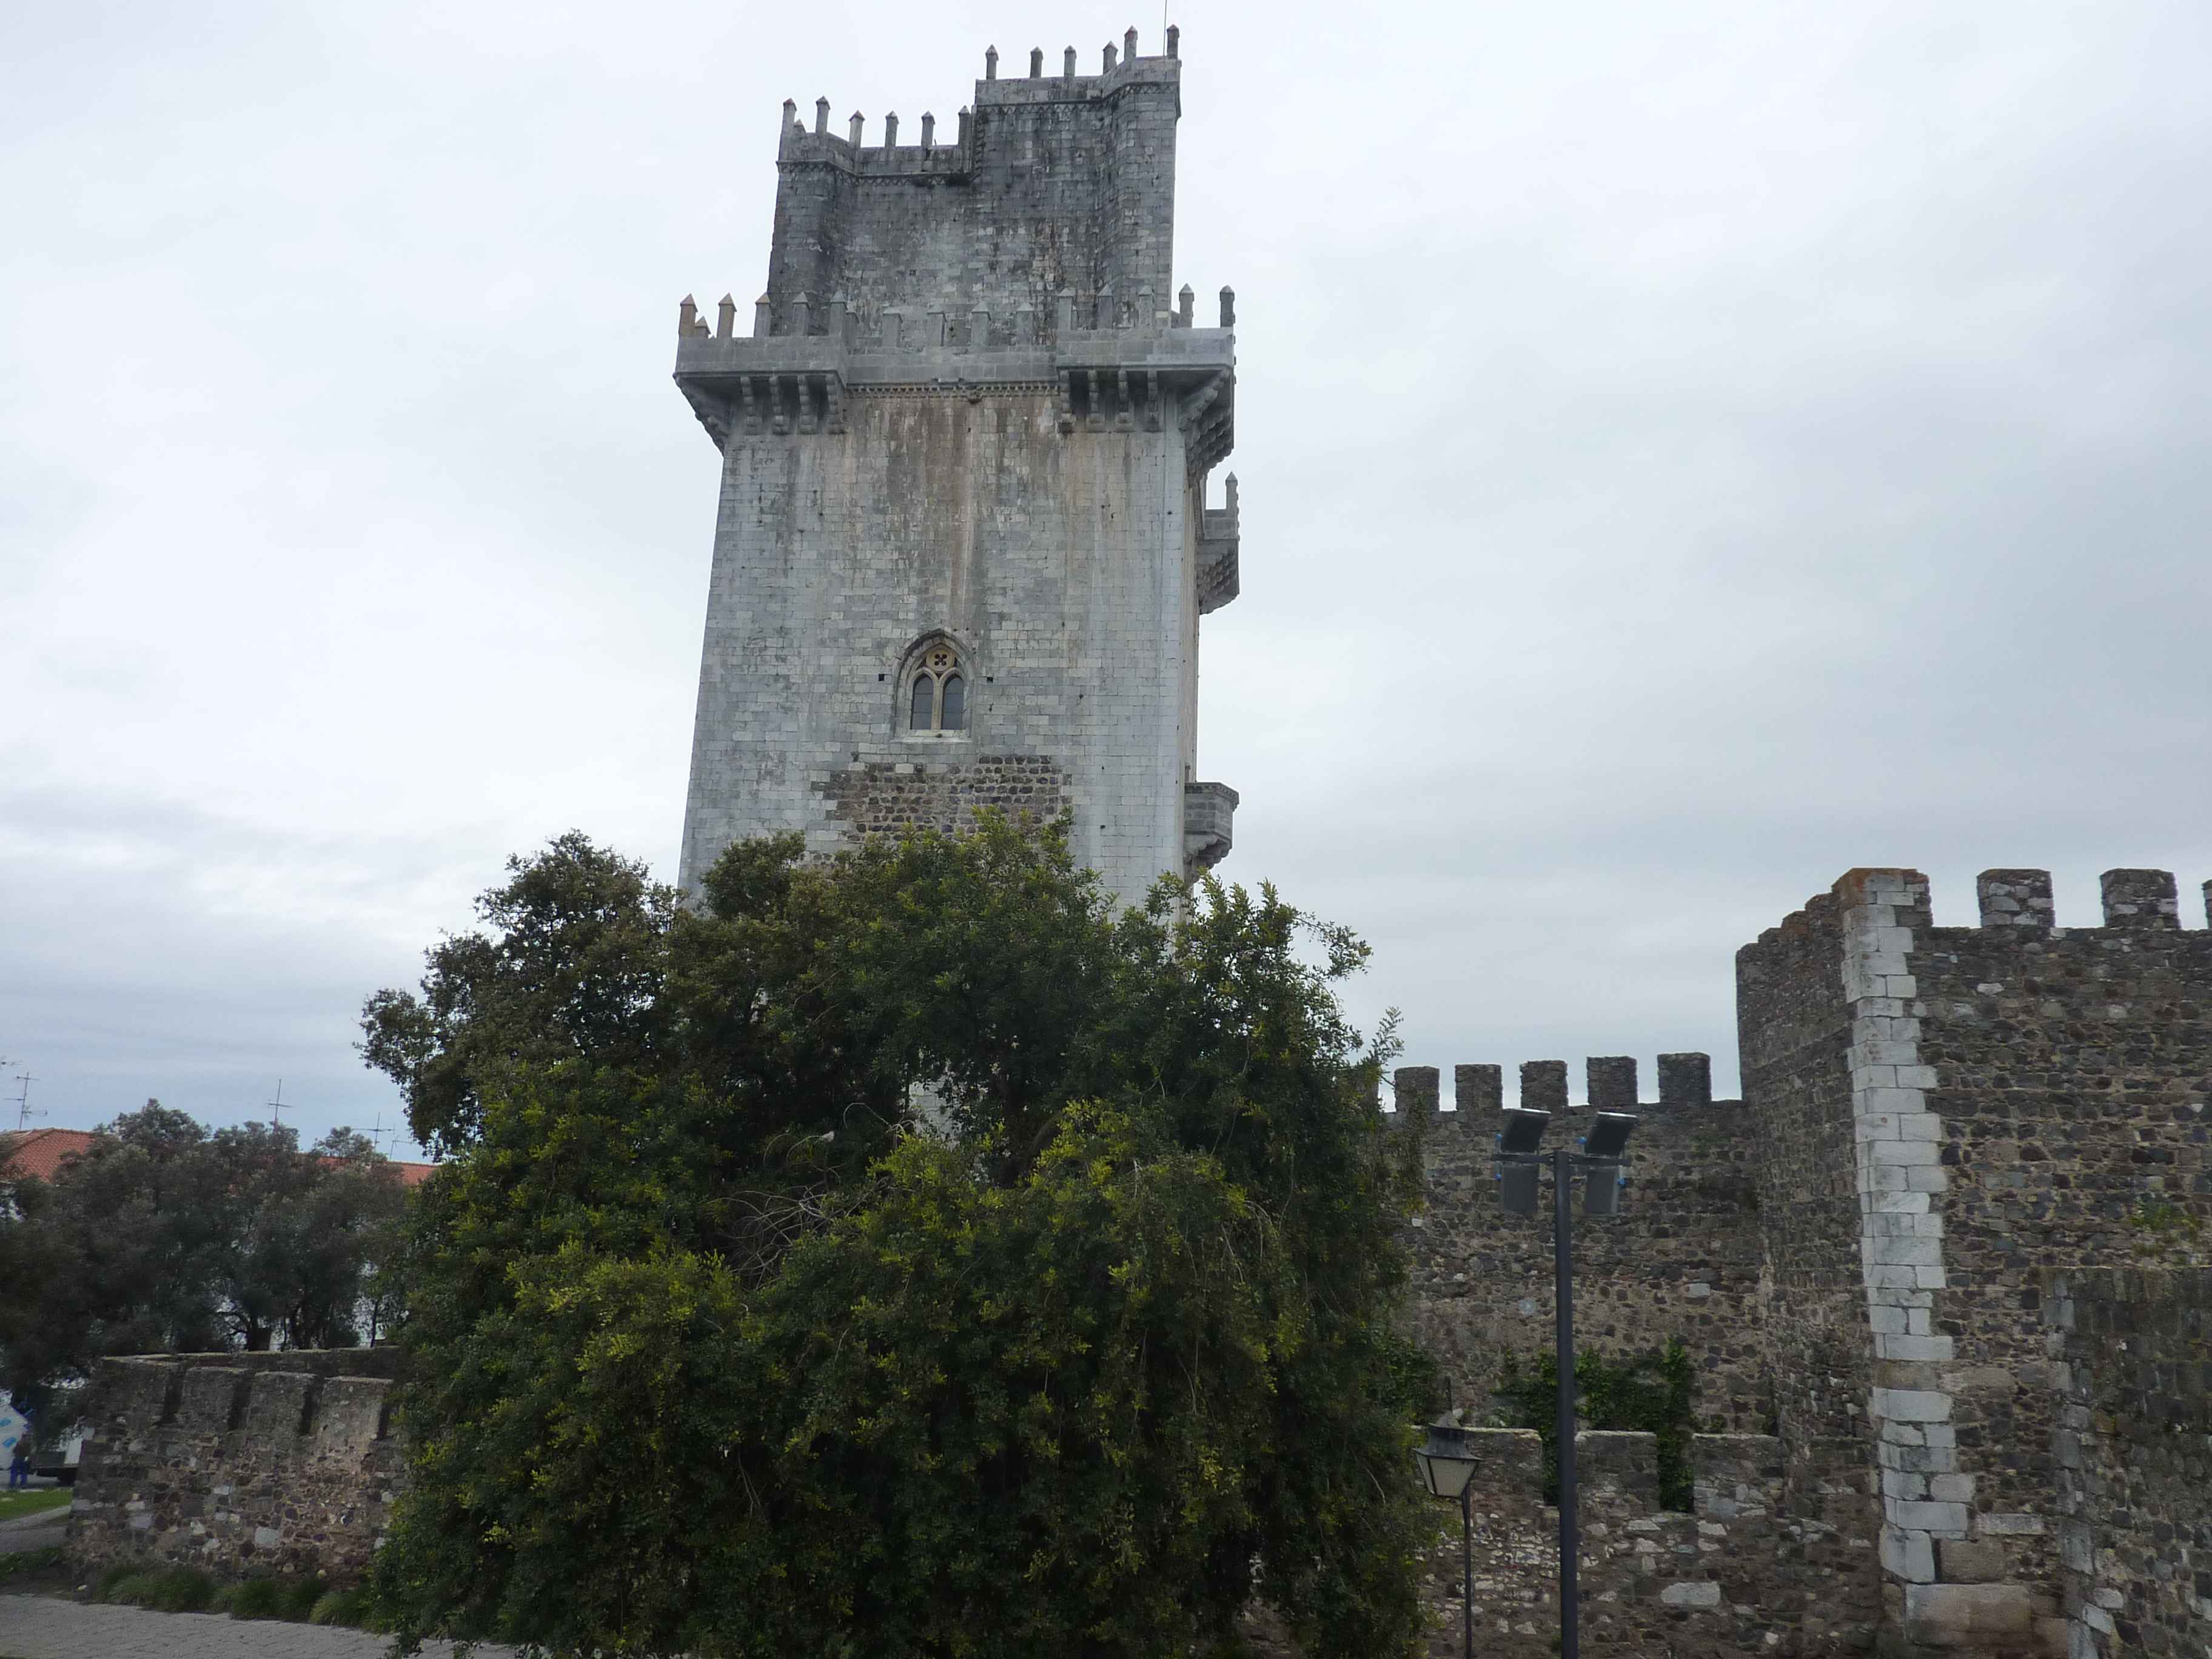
87,1352 -> 397,1457
1744,866 -> 2212,960
746,35 -> 1189,350
1380,1051 -> 1720,1128
69,1351 -> 405,1583
777,32 -> 1184,179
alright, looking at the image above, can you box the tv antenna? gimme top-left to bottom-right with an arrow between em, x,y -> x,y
13,1073 -> 41,1132
267,1079 -> 289,1134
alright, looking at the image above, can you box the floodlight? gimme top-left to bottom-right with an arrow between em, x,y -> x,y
1583,1167 -> 1624,1216
1583,1112 -> 1637,1161
1580,1112 -> 1637,1216
1498,1107 -> 1551,1156
1500,1162 -> 1540,1215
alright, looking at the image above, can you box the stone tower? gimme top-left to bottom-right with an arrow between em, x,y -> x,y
672,28 -> 1240,905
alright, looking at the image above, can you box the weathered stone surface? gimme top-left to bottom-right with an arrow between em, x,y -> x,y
1903,1581 -> 2036,1645
2046,1268 -> 2211,1658
68,1350 -> 403,1582
674,39 -> 1238,908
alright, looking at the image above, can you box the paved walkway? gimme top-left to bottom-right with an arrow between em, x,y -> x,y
0,1505 -> 69,1561
0,1595 -> 519,1657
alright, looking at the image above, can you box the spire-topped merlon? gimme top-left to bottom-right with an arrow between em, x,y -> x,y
814,97 -> 828,135
1030,46 -> 1044,76
1177,284 -> 1194,327
1167,24 -> 1179,59
1064,45 -> 1076,79
1104,43 -> 1117,72
985,45 -> 998,80
1125,25 -> 1138,59
883,111 -> 898,147
920,112 -> 935,150
849,110 -> 863,146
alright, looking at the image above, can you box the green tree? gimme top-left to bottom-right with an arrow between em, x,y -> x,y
0,1103 -> 408,1417
369,819 -> 1438,1658
360,831 -> 676,1158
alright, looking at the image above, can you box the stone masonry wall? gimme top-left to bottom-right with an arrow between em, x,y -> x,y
1387,1055 -> 1771,1434
68,1350 -> 403,1583
677,36 -> 1237,913
768,45 -> 1181,338
1737,866 -> 2212,1655
1907,870 -> 2212,1604
1734,886 -> 1892,1646
1243,1429 -> 1857,1658
677,383 -> 1202,907
816,752 -> 1070,838
2047,1267 -> 2212,1658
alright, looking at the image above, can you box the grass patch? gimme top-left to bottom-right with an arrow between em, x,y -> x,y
279,1575 -> 329,1621
0,1489 -> 72,1522
101,1571 -> 162,1606
76,1560 -> 347,1625
145,1567 -> 219,1612
92,1565 -> 218,1611
310,1584 -> 375,1627
0,1544 -> 62,1584
224,1575 -> 289,1620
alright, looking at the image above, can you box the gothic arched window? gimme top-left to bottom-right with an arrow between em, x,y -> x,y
906,640 -> 968,732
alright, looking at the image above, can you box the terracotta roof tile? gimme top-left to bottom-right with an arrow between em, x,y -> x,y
0,1128 -> 99,1183
0,1127 -> 437,1188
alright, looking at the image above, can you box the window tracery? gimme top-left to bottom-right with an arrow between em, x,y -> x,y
905,640 -> 968,733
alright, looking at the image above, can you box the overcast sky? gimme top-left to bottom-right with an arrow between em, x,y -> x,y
5,0 -> 2210,1155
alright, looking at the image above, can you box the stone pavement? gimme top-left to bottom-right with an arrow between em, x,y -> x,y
0,1595 -> 520,1657
0,1517 -> 65,1561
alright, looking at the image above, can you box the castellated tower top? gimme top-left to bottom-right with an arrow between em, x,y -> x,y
763,32 -> 1184,338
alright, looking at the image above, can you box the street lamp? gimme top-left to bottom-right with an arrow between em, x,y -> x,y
1413,1417 -> 1479,1659
1493,1106 -> 1638,1659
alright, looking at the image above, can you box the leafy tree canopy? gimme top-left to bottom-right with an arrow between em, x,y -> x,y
0,1104 -> 407,1419
367,817 -> 1439,1658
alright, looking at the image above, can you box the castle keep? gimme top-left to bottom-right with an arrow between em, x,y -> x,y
672,30 -> 1241,903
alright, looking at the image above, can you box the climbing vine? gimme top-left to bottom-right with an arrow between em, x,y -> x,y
1495,1337 -> 1697,1510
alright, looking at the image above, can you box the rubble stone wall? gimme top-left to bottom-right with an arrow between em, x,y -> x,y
1388,1057 -> 1771,1434
2049,1267 -> 2212,1658
67,1350 -> 403,1582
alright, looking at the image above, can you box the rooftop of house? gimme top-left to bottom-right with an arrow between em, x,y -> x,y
0,1127 -> 435,1188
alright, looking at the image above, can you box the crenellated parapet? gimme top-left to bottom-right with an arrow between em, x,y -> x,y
1378,1048 -> 1771,1436
1738,863 -> 2212,1654
672,289 -> 1235,458
774,35 -> 1184,181
67,1350 -> 404,1582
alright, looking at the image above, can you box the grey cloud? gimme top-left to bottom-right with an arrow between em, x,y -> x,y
4,0 -> 2208,1128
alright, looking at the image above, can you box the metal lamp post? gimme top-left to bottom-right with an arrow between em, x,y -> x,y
1413,1418 -> 1480,1659
1493,1104 -> 1638,1659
